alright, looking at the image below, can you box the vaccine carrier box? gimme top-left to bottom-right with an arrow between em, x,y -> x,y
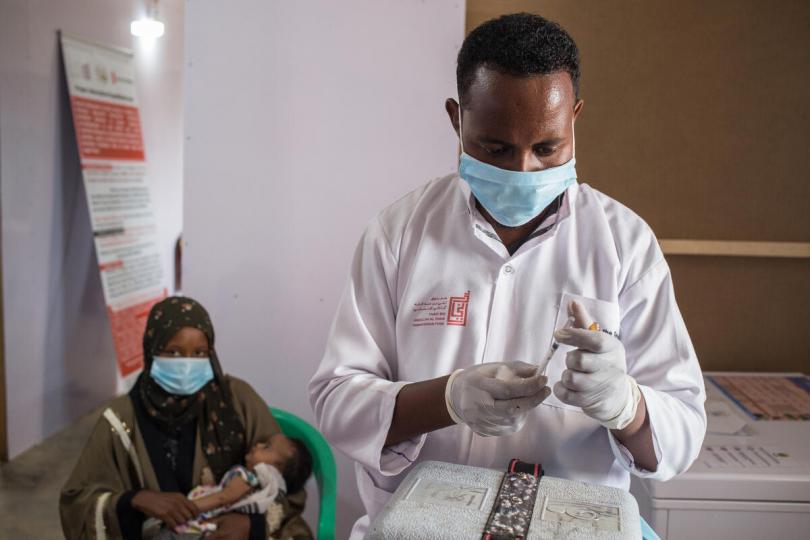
368,460 -> 643,539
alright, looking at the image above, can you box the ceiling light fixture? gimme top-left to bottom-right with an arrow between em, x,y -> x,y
131,0 -> 164,39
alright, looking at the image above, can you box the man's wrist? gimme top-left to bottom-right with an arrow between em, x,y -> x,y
609,388 -> 657,471
385,374 -> 455,446
444,369 -> 465,425
602,377 -> 641,431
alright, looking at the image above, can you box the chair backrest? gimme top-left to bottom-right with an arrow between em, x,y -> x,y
640,516 -> 661,540
270,407 -> 336,540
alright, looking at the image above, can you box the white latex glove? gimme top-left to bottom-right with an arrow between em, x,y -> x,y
445,361 -> 551,437
552,301 -> 641,430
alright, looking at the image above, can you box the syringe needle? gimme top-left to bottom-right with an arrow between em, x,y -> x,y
539,314 -> 574,374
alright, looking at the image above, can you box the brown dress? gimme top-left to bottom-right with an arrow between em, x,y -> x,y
59,376 -> 313,540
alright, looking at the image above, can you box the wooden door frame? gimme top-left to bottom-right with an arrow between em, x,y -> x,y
0,125 -> 6,461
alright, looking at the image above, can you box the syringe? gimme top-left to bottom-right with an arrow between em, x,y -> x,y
539,304 -> 602,375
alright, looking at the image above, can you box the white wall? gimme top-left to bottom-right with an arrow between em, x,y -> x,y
183,0 -> 464,535
0,0 -> 184,458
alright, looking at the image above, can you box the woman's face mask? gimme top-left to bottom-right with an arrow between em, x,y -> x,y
150,357 -> 214,395
150,325 -> 213,395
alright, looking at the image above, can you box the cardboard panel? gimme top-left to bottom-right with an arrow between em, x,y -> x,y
467,0 -> 810,242
467,1 -> 810,371
668,256 -> 810,372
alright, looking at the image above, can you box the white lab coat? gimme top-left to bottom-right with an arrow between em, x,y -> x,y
309,175 -> 706,538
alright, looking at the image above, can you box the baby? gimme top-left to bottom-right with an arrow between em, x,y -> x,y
176,433 -> 312,536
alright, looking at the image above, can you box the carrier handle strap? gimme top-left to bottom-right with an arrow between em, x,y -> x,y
481,459 -> 544,540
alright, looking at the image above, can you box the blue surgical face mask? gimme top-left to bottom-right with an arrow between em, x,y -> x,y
458,112 -> 577,227
150,357 -> 214,395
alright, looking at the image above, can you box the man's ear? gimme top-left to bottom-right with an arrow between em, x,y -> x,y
445,98 -> 460,136
573,99 -> 584,120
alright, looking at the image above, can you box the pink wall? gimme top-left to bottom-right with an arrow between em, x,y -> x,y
0,0 -> 184,458
183,0 -> 465,534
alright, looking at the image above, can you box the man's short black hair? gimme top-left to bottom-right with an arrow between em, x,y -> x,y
457,13 -> 580,106
282,438 -> 313,495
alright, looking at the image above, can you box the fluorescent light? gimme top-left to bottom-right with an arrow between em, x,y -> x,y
131,18 -> 164,38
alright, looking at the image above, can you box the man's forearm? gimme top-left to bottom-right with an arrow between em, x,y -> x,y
385,375 -> 454,446
611,393 -> 657,471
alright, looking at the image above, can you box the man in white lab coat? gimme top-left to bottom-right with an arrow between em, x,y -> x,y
309,13 -> 706,537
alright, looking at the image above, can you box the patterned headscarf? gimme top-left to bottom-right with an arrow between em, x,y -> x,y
133,296 -> 246,482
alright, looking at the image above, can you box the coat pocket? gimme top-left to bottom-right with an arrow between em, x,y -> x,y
541,292 -> 620,411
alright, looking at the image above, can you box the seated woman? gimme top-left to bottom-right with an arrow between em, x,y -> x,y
59,296 -> 312,540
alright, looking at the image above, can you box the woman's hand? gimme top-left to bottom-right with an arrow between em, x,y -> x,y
131,490 -> 200,528
205,513 -> 252,540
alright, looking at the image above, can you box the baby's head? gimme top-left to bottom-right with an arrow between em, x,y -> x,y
245,433 -> 312,494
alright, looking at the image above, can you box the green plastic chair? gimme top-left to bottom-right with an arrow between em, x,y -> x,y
270,407 -> 337,540
641,516 -> 660,540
